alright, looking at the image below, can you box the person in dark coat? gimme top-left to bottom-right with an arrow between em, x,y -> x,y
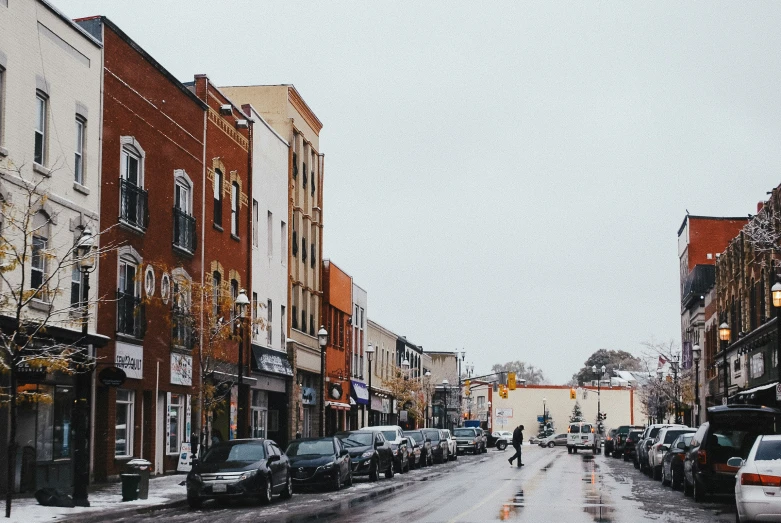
508,425 -> 524,467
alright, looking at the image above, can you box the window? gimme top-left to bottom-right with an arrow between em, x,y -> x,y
167,393 -> 185,454
302,237 -> 307,263
267,211 -> 273,257
0,67 -> 5,146
252,292 -> 258,336
171,273 -> 193,349
281,222 -> 287,265
213,169 -> 223,227
34,92 -> 47,165
118,254 -> 144,337
173,174 -> 195,252
74,118 -> 85,184
212,271 -> 221,322
116,389 -> 134,457
120,143 -> 148,230
267,299 -> 273,346
231,182 -> 239,236
70,253 -> 84,309
311,242 -> 316,269
280,305 -> 285,349
31,234 -> 47,293
28,385 -> 74,461
252,200 -> 259,247
301,308 -> 307,334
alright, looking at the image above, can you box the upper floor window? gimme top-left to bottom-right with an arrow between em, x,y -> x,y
212,271 -> 221,322
171,270 -> 193,349
117,251 -> 145,338
120,140 -> 148,230
252,200 -> 259,247
34,92 -> 47,165
267,299 -> 273,346
173,172 -> 195,253
74,117 -> 85,184
30,211 -> 50,298
231,182 -> 239,237
0,67 -> 5,147
214,169 -> 223,228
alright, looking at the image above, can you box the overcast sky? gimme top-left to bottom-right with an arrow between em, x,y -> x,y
60,1 -> 781,383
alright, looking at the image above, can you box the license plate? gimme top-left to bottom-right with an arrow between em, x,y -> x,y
212,484 -> 227,493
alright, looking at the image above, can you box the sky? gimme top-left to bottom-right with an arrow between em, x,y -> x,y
59,1 -> 781,384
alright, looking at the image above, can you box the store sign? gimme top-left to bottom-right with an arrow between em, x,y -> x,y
302,387 -> 317,406
115,342 -> 143,379
98,366 -> 127,387
252,345 -> 293,376
171,353 -> 193,386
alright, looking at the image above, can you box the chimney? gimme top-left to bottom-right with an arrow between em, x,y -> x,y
758,201 -> 765,213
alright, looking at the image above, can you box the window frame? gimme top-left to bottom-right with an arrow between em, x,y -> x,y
167,393 -> 185,455
231,182 -> 239,237
214,169 -> 223,228
34,91 -> 47,166
115,389 -> 135,458
74,117 -> 85,185
0,66 -> 5,149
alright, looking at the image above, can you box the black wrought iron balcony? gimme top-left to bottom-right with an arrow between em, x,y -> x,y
681,264 -> 715,308
117,290 -> 145,338
120,180 -> 149,231
173,208 -> 197,253
172,307 -> 194,350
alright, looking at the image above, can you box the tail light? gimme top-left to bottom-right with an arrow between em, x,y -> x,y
697,450 -> 707,465
741,473 -> 781,487
591,427 -> 595,433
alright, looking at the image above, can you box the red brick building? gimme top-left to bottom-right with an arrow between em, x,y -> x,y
75,17 -> 207,479
321,260 -> 353,434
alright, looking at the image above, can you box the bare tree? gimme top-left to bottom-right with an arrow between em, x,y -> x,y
490,361 -> 546,385
0,163 -> 116,517
638,340 -> 693,424
382,369 -> 425,427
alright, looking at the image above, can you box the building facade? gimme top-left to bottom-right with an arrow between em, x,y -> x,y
366,319 -> 399,426
350,283 -> 369,428
321,260 -> 352,434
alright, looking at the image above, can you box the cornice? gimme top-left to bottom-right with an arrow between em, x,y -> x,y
288,87 -> 323,136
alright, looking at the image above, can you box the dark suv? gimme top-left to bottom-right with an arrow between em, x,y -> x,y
622,429 -> 644,462
684,404 -> 781,502
609,425 -> 645,459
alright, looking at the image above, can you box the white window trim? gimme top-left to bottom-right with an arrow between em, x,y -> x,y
167,392 -> 186,455
173,169 -> 193,215
119,136 -> 146,187
115,389 -> 135,458
34,91 -> 47,167
117,245 -> 143,297
74,117 -> 85,185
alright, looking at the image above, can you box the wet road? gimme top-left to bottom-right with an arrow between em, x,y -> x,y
94,445 -> 738,522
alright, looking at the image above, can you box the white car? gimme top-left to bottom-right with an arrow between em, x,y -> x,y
732,434 -> 781,522
442,429 -> 458,461
648,426 -> 695,480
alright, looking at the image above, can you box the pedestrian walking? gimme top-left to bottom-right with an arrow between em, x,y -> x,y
508,424 -> 524,467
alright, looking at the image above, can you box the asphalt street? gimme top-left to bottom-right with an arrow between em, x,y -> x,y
85,445 -> 739,522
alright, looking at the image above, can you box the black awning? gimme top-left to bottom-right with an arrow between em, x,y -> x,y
251,344 -> 293,377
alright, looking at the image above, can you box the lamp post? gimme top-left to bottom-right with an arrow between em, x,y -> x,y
73,226 -> 95,507
235,289 -> 250,439
318,326 -> 328,436
772,283 -> 781,395
366,344 -> 375,427
592,364 -> 606,433
442,378 -> 450,430
656,368 -> 664,423
486,400 -> 492,431
542,397 -> 547,429
458,351 -> 465,426
719,322 -> 731,402
672,355 -> 681,424
693,344 -> 701,426
424,370 -> 432,427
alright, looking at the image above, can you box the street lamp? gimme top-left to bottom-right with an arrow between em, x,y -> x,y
487,400 -> 492,430
235,289 -> 250,438
542,397 -> 547,430
692,344 -> 701,426
318,326 -> 328,436
458,351 -> 465,425
592,364 -> 606,433
73,226 -> 96,507
719,322 -> 731,401
442,378 -> 450,430
401,357 -> 410,380
366,344 -> 375,427
424,370 -> 432,427
656,368 -> 664,423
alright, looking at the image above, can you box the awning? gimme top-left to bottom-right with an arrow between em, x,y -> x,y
251,345 -> 293,377
734,381 -> 778,398
350,380 -> 369,405
325,401 -> 351,411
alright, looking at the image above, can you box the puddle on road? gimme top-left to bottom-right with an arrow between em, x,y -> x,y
498,454 -> 560,520
581,453 -> 614,523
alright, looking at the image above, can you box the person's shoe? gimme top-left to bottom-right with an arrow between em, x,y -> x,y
508,458 -> 513,465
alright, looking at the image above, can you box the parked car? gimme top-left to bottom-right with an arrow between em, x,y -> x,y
567,422 -> 600,454
186,438 -> 292,508
335,430 -> 394,481
661,433 -> 695,490
404,430 -> 433,466
421,428 -> 450,463
684,404 -> 781,502
610,425 -> 645,459
539,433 -> 568,448
490,430 -> 512,450
367,425 -> 410,473
405,435 -> 422,468
637,424 -> 686,474
603,428 -> 618,457
732,434 -> 781,522
648,427 -> 696,480
442,429 -> 459,460
453,427 -> 483,455
621,429 -> 644,462
474,428 -> 488,453
286,436 -> 352,491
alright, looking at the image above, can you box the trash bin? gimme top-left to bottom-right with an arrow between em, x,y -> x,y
120,473 -> 140,502
125,459 -> 152,500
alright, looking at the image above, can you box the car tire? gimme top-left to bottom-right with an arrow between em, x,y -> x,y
260,475 -> 273,504
684,477 -> 693,497
652,466 -> 661,481
633,459 -> 640,470
573,447 -> 578,454
187,495 -> 202,509
280,473 -> 293,499
404,458 -> 410,472
497,441 -> 507,451
672,469 -> 682,491
661,468 -> 670,487
333,471 -> 342,491
567,446 -> 572,454
547,442 -> 555,448
385,461 -> 395,479
482,446 -> 487,454
369,460 -> 379,481
346,471 -> 353,487
693,477 -> 705,502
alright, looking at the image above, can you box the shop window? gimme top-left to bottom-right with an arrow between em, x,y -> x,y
26,384 -> 74,461
115,389 -> 134,457
168,393 -> 185,454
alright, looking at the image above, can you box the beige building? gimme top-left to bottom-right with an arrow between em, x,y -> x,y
222,84 -> 324,439
491,385 -> 644,436
366,319 -> 398,425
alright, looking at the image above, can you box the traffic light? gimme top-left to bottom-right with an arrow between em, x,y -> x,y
464,380 -> 471,397
570,388 -> 576,400
499,385 -> 508,399
508,372 -> 517,390
601,412 -> 607,420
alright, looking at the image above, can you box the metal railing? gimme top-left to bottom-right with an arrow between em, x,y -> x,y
117,290 -> 145,338
173,208 -> 196,253
120,180 -> 149,230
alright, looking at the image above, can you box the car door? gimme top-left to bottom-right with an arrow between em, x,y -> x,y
335,438 -> 349,480
375,432 -> 389,470
269,443 -> 287,487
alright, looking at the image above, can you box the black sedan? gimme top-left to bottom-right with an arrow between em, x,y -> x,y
421,428 -> 449,464
404,430 -> 432,466
336,430 -> 394,480
286,437 -> 352,491
661,433 -> 694,490
186,439 -> 292,508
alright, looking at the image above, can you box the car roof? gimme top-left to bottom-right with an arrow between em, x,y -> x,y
708,404 -> 781,415
367,425 -> 403,431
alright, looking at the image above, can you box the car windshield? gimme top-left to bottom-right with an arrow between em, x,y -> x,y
424,431 -> 441,441
337,433 -> 373,447
453,429 -> 474,437
664,430 -> 694,444
755,439 -> 781,460
570,425 -> 581,434
649,427 -> 662,438
381,431 -> 397,441
405,432 -> 423,443
287,439 -> 335,457
203,443 -> 265,463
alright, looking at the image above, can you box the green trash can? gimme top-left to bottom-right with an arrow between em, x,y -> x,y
126,459 -> 152,499
120,473 -> 140,501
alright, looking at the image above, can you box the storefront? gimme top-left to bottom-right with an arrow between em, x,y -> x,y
350,380 -> 369,429
251,345 -> 293,447
325,380 -> 351,434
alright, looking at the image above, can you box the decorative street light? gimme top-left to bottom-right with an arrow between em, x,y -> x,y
235,289 -> 250,439
442,378 -> 450,430
458,351 -> 465,425
73,226 -> 96,507
401,357 -> 410,380
366,343 -> 375,427
592,364 -> 606,433
656,367 -> 664,423
719,322 -> 731,401
318,326 -> 328,436
424,370 -> 432,427
692,344 -> 701,426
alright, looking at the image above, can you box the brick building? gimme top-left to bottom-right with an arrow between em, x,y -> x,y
74,16 -> 207,479
322,260 -> 353,434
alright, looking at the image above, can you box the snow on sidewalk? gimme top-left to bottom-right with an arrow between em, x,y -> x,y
4,473 -> 187,523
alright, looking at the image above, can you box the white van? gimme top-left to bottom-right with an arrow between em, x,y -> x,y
567,422 -> 601,454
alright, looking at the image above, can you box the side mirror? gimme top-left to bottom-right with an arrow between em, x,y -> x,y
400,438 -> 408,446
676,441 -> 686,450
340,449 -> 349,457
267,454 -> 281,463
375,441 -> 383,448
727,457 -> 745,468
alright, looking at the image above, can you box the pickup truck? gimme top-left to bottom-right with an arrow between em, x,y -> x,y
452,427 -> 482,454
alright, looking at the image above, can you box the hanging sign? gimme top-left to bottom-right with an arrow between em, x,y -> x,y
98,366 -> 127,387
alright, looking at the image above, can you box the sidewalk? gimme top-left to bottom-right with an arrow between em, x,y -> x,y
4,473 -> 187,523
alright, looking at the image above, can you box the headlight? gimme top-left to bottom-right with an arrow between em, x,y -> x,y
361,450 -> 374,459
239,470 -> 257,481
316,462 -> 336,472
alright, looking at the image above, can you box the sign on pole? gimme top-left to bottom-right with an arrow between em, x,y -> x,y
496,408 -> 513,418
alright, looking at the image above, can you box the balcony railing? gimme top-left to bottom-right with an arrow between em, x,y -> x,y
173,208 -> 197,253
681,264 -> 715,308
120,180 -> 149,231
172,307 -> 194,350
117,290 -> 145,338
